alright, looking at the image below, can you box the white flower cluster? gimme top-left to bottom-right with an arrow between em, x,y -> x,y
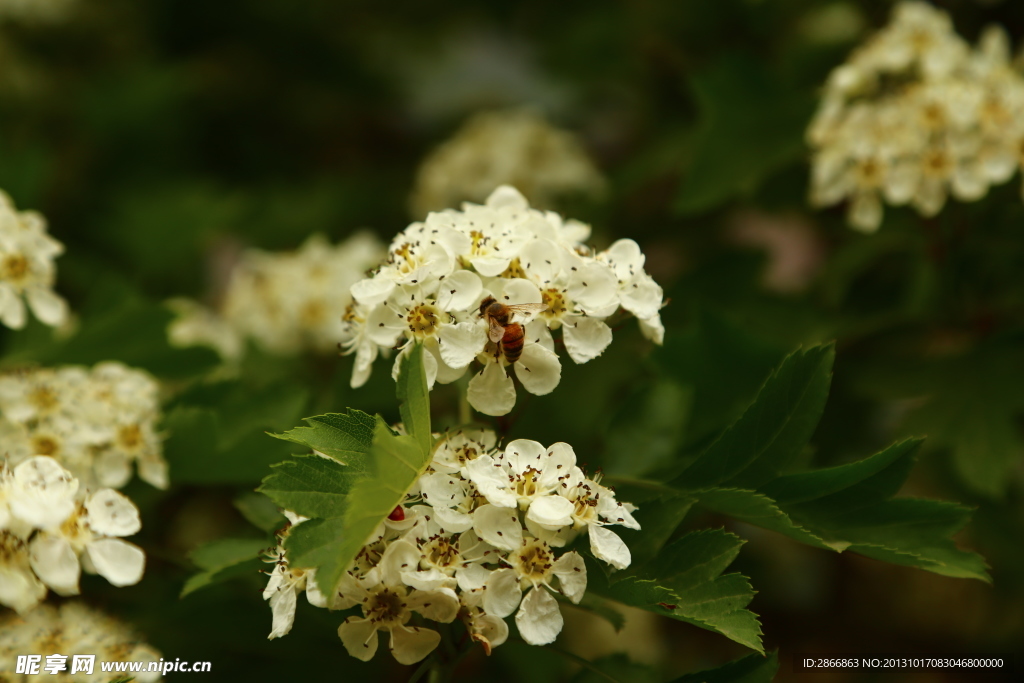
0,602 -> 161,683
264,430 -> 639,664
808,1 -> 1024,232
340,186 -> 664,416
0,457 -> 145,615
0,190 -> 68,330
215,232 -> 385,356
0,362 -> 167,491
411,108 -> 607,218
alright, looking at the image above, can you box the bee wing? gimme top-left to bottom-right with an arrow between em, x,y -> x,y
487,316 -> 506,343
506,302 -> 548,322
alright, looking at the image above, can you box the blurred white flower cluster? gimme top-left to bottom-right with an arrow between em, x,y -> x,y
411,108 -> 606,218
0,191 -> 68,330
0,457 -> 145,615
0,602 -> 161,682
808,1 -> 1024,232
168,232 -> 385,360
264,430 -> 639,664
340,185 -> 664,416
0,362 -> 167,491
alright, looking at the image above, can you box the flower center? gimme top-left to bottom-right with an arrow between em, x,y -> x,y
365,587 -> 410,626
406,304 -> 441,338
422,536 -> 460,569
0,530 -> 27,561
513,467 -> 541,499
31,435 -> 60,456
28,386 -> 59,413
500,258 -> 526,279
2,254 -> 29,283
540,289 -> 568,320
513,539 -> 554,584
117,424 -> 143,451
299,299 -> 326,326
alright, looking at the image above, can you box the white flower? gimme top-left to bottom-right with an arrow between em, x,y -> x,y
0,191 -> 68,330
166,297 -> 244,364
0,531 -> 47,614
0,602 -> 163,683
336,540 -> 460,664
262,545 -> 328,639
482,539 -> 587,645
410,107 -> 606,218
807,1 -> 1024,230
223,232 -> 386,355
339,186 -> 665,414
29,486 -> 145,594
0,363 -> 167,491
5,456 -> 78,530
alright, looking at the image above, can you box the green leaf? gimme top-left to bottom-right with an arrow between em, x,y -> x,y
852,347 -> 1024,498
258,453 -> 358,518
397,343 -> 432,456
693,488 -> 836,551
163,380 -> 310,484
671,651 -> 779,683
267,345 -> 435,596
675,54 -> 813,215
181,537 -> 269,598
269,409 -> 376,464
233,492 -> 287,533
677,345 -> 834,489
654,310 -> 784,446
594,529 -> 763,653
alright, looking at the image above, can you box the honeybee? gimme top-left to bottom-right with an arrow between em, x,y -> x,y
478,296 -> 548,364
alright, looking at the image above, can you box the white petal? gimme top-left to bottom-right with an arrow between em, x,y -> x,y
604,239 -> 645,280
338,618 -> 379,661
455,563 -> 491,592
407,587 -> 460,622
563,317 -> 613,364
29,534 -> 81,596
137,455 -> 169,490
433,506 -> 474,534
267,581 -> 298,639
0,291 -> 26,329
436,271 -> 483,312
401,567 -> 454,591
94,450 -> 133,489
472,504 -> 523,551
467,361 -> 516,416
500,278 -> 542,306
471,613 -> 509,652
526,495 -> 574,530
438,322 -> 487,369
366,304 -> 405,346
483,568 -> 522,618
638,314 -> 664,345
350,278 -> 395,306
85,489 -> 141,537
519,239 -> 561,283
0,564 -> 47,614
305,571 -> 328,608
379,540 -> 421,586
568,262 -> 618,311
390,624 -> 441,665
514,343 -> 561,395
84,538 -> 145,586
516,586 -> 564,645
486,185 -> 529,210
418,472 -> 463,509
504,438 -> 546,473
589,526 -> 632,570
619,274 -> 663,320
9,456 -> 78,529
26,287 -> 68,327
465,456 -> 516,507
552,551 -> 587,603
471,256 -> 513,277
